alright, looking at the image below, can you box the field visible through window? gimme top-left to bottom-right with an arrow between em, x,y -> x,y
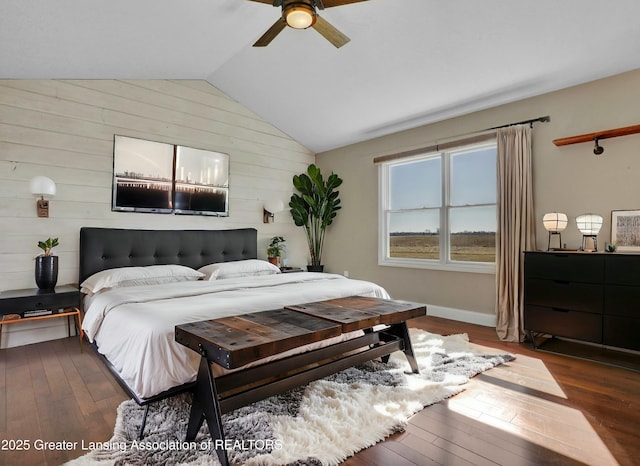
390,233 -> 495,262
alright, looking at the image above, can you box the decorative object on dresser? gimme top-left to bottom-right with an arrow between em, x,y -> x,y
0,285 -> 82,348
575,213 -> 603,251
290,163 -> 342,272
524,251 -> 640,371
611,209 -> 640,252
266,235 -> 286,266
35,237 -> 59,290
542,212 -> 568,250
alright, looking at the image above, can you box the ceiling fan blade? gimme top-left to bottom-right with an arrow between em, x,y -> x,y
247,0 -> 277,5
253,18 -> 287,47
312,15 -> 350,48
319,0 -> 369,8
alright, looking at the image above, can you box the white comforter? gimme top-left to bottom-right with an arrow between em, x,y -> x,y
82,272 -> 390,399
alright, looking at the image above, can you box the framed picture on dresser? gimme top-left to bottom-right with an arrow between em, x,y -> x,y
611,209 -> 640,252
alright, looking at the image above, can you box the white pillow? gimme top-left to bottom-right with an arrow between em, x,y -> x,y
198,259 -> 281,280
81,264 -> 204,294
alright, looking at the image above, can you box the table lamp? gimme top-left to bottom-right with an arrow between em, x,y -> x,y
576,213 -> 603,251
543,212 -> 568,250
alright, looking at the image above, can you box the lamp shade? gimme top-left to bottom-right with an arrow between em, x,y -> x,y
576,213 -> 603,235
29,176 -> 56,196
542,212 -> 568,233
264,199 -> 284,214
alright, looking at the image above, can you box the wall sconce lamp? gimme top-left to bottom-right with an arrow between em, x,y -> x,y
593,137 -> 604,155
29,176 -> 56,218
542,212 -> 568,250
576,213 -> 603,251
263,199 -> 284,223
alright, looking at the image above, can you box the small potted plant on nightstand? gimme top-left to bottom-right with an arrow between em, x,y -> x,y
35,237 -> 59,290
267,236 -> 286,267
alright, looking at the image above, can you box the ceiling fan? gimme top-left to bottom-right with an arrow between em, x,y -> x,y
249,0 -> 368,48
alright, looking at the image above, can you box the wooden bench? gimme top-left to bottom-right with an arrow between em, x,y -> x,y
175,296 -> 426,466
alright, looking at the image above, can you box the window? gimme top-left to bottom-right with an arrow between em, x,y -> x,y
379,142 -> 497,273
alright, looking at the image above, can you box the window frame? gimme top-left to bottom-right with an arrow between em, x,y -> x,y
378,141 -> 497,274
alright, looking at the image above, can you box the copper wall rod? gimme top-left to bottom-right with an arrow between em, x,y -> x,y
553,124 -> 640,147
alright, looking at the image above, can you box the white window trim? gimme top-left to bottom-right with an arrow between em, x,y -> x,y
378,145 -> 496,275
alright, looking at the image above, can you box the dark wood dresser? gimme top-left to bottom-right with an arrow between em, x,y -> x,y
524,251 -> 640,352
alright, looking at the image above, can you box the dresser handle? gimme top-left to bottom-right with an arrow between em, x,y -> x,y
551,307 -> 570,313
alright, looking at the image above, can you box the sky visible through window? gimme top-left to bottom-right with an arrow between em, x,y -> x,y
390,147 -> 496,234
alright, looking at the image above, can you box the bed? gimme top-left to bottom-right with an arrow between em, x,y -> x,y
79,227 -> 390,406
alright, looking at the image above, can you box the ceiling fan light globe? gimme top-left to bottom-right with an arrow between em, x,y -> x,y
285,6 -> 316,29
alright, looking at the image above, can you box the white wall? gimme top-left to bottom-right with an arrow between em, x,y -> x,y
0,80 -> 314,347
317,69 -> 640,324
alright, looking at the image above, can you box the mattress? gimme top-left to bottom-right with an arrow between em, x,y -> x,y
82,272 -> 390,399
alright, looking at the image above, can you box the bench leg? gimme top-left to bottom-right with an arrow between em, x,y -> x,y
186,357 -> 229,466
385,322 -> 419,374
138,405 -> 149,439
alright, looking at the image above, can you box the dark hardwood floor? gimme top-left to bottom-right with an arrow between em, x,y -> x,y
1,315 -> 638,466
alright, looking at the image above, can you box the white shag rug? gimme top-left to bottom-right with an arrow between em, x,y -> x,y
66,329 -> 514,466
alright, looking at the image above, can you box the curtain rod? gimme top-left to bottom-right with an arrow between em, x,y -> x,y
487,115 -> 550,130
373,115 -> 550,165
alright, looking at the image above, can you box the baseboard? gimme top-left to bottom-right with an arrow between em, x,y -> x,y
427,305 -> 496,327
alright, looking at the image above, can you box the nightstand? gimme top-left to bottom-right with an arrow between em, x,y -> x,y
0,285 -> 83,348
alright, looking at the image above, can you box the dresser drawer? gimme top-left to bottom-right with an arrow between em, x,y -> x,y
603,316 -> 640,350
604,285 -> 640,317
605,254 -> 640,285
525,278 -> 602,314
525,252 -> 604,283
525,305 -> 602,343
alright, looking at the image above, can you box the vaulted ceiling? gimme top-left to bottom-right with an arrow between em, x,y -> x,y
3,0 -> 640,153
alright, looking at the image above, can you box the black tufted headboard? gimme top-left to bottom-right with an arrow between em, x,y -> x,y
79,227 -> 258,284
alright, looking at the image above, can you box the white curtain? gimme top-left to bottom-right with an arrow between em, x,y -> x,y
495,124 -> 536,342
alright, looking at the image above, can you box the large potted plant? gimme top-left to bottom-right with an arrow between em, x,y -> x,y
35,237 -> 59,290
289,164 -> 342,272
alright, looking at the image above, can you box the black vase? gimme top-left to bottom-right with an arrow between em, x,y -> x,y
306,265 -> 324,273
35,255 -> 58,290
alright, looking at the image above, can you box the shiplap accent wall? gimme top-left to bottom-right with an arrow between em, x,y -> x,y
0,79 -> 314,348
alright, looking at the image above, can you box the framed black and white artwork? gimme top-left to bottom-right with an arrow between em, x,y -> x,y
611,209 -> 640,252
174,145 -> 229,216
111,135 -> 230,216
